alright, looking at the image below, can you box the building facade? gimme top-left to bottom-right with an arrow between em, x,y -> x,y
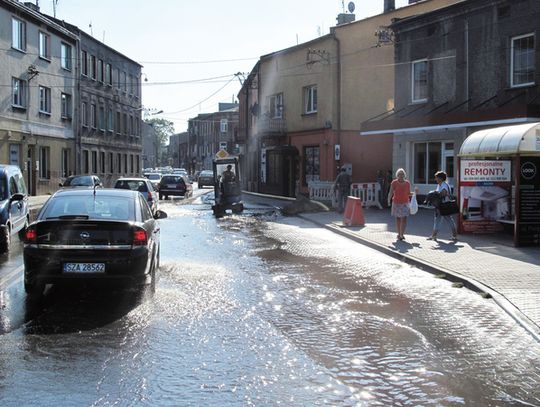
361,0 -> 540,194
0,0 -> 77,195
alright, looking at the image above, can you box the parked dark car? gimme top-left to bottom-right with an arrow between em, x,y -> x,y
114,177 -> 159,216
0,165 -> 29,252
158,174 -> 193,200
197,170 -> 214,189
23,189 -> 160,296
60,175 -> 102,188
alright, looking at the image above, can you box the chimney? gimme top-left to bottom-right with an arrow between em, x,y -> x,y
336,13 -> 355,26
23,2 -> 40,12
384,0 -> 395,12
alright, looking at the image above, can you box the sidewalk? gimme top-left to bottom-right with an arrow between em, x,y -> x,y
243,192 -> 540,341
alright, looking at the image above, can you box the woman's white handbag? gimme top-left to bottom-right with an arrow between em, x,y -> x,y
409,192 -> 418,215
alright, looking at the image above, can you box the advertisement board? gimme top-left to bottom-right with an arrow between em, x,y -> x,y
517,157 -> 540,246
459,160 -> 512,233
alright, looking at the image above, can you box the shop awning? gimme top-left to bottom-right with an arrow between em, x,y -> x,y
459,122 -> 540,157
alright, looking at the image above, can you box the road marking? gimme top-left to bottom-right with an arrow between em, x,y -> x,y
0,265 -> 23,290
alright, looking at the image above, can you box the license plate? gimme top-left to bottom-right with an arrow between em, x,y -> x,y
167,184 -> 176,188
63,263 -> 105,273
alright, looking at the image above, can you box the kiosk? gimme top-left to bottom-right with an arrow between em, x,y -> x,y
458,122 -> 540,246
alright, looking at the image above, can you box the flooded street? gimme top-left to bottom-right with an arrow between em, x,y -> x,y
1,196 -> 540,406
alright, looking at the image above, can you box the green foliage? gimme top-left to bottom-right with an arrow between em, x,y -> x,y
145,118 -> 175,147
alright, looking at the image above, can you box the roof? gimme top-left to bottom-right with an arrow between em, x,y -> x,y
459,122 -> 540,157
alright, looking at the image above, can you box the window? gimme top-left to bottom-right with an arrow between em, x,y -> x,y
108,108 -> 114,132
122,72 -> 127,92
61,149 -> 70,177
12,18 -> 26,51
91,151 -> 98,174
39,86 -> 51,114
130,154 -> 134,173
39,32 -> 50,60
123,113 -> 128,135
106,63 -> 112,86
304,85 -> 317,114
9,144 -> 20,166
412,59 -> 428,102
61,93 -> 72,118
83,150 -> 89,174
108,152 -> 114,174
39,147 -> 50,179
98,59 -> 104,82
81,50 -> 88,76
511,34 -> 535,87
90,103 -> 97,128
136,155 -> 140,173
90,55 -> 97,79
117,153 -> 122,174
100,152 -> 105,173
304,146 -> 320,185
99,106 -> 105,130
124,154 -> 128,173
116,68 -> 121,89
116,111 -> 122,134
61,42 -> 72,70
413,142 -> 455,184
129,74 -> 134,95
269,93 -> 283,118
12,78 -> 26,108
82,102 -> 88,127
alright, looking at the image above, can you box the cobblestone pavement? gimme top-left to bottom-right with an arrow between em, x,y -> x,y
298,207 -> 540,340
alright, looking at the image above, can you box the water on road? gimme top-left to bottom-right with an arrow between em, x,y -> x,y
0,196 -> 539,406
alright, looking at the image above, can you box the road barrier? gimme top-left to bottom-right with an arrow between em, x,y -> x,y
343,196 -> 365,226
350,183 -> 383,209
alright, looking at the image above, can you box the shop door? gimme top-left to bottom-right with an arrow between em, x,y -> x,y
443,142 -> 455,191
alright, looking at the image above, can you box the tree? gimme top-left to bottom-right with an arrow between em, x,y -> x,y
145,118 -> 174,147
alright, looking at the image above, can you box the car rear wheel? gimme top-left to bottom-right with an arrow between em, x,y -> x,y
0,225 -> 11,253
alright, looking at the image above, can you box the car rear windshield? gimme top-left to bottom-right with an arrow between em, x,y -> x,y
42,195 -> 134,221
147,174 -> 161,180
161,176 -> 185,185
115,180 -> 149,192
200,171 -> 213,177
65,176 -> 94,186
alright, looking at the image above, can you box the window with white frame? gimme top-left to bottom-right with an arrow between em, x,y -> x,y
39,146 -> 50,179
39,31 -> 50,60
61,42 -> 72,70
39,86 -> 51,113
61,93 -> 72,118
511,33 -> 535,87
412,59 -> 428,102
304,85 -> 317,114
269,93 -> 283,118
90,103 -> 97,128
413,141 -> 454,184
11,18 -> 26,51
90,55 -> 96,79
12,78 -> 26,108
108,108 -> 114,132
98,59 -> 104,82
81,102 -> 88,127
106,63 -> 112,86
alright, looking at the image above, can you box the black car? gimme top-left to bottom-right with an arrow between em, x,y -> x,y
197,170 -> 214,189
23,189 -> 160,296
158,174 -> 193,200
60,175 -> 102,188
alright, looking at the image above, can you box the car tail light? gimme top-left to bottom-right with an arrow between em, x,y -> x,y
133,228 -> 148,246
25,227 -> 37,243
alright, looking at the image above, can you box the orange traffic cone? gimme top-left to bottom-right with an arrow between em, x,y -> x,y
343,196 -> 365,226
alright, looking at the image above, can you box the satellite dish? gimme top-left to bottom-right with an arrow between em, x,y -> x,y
348,1 -> 355,13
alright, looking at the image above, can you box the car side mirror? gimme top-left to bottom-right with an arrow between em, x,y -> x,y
10,193 -> 24,202
154,210 -> 167,219
59,183 -> 64,187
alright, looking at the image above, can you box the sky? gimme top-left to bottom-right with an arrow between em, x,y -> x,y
36,0 -> 411,133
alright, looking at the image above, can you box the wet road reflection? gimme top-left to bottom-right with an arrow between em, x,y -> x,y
0,197 -> 539,406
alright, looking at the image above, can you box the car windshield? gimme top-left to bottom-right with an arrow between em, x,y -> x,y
43,195 -> 133,221
200,171 -> 213,177
64,176 -> 94,186
115,180 -> 148,192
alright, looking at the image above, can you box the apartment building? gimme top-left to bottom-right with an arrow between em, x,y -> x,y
0,0 -> 77,195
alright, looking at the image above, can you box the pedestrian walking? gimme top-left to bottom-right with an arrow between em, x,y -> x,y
428,170 -> 458,242
387,168 -> 414,241
333,167 -> 352,213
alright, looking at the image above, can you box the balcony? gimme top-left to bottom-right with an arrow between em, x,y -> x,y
257,116 -> 287,136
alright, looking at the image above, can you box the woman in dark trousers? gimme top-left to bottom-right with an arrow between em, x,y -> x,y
428,170 -> 458,242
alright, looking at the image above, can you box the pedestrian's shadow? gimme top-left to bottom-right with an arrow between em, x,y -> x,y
390,239 -> 421,253
431,240 -> 463,253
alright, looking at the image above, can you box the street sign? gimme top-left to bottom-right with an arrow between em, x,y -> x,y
215,149 -> 229,159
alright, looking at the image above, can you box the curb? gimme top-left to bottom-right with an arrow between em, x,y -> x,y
298,213 -> 540,342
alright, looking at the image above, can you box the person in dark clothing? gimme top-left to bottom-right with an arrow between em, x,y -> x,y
333,167 -> 352,213
222,165 -> 235,182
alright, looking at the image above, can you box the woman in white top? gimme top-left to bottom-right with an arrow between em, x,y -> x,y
428,170 -> 458,242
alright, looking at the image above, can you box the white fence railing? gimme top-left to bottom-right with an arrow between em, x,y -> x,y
308,181 -> 383,209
